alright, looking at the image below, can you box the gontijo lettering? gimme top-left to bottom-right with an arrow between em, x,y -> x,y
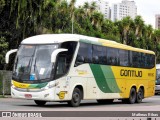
120,69 -> 142,77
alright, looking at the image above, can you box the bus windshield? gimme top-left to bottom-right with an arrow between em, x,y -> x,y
12,44 -> 58,82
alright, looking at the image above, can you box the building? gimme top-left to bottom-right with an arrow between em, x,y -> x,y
155,14 -> 160,29
97,0 -> 111,19
111,0 -> 137,21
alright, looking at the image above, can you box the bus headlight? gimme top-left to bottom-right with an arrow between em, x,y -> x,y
48,82 -> 59,88
42,82 -> 59,90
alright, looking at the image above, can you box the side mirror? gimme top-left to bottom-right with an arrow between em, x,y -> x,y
51,49 -> 68,63
5,49 -> 17,64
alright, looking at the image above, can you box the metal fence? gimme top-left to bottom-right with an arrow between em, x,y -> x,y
0,70 -> 12,95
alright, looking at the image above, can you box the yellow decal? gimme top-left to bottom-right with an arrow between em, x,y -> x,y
12,80 -> 30,89
111,66 -> 155,98
59,91 -> 67,99
76,69 -> 88,75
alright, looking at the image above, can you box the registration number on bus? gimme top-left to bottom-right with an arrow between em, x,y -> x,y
24,94 -> 32,98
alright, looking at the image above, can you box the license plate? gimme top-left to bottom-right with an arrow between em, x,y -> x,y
24,94 -> 32,98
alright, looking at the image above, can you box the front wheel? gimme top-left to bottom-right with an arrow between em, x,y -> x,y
68,88 -> 82,107
34,100 -> 46,106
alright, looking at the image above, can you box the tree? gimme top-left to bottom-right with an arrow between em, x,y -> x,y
121,16 -> 133,44
0,0 -> 5,13
91,12 -> 104,29
134,16 -> 144,38
0,37 -> 8,69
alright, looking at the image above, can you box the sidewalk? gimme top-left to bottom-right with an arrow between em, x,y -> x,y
0,95 -> 11,98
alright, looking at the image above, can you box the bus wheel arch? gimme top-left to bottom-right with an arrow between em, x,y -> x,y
68,85 -> 83,107
136,86 -> 144,103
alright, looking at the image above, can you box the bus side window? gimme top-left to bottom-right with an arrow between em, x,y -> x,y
75,42 -> 92,66
132,52 -> 141,68
92,45 -> 106,64
119,49 -> 129,67
146,54 -> 155,68
107,47 -> 119,66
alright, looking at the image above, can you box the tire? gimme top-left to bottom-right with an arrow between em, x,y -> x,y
125,87 -> 136,104
68,88 -> 82,107
97,99 -> 114,104
128,87 -> 136,104
136,88 -> 144,103
34,100 -> 46,106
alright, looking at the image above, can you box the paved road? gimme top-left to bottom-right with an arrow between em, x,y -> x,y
0,95 -> 160,111
0,95 -> 160,120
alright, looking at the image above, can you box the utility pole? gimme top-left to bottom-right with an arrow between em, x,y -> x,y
72,12 -> 74,34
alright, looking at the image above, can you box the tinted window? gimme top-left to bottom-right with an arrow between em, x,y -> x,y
92,45 -> 107,64
132,52 -> 141,68
75,42 -> 92,66
75,42 -> 155,69
107,47 -> 119,65
119,49 -> 129,66
146,54 -> 155,68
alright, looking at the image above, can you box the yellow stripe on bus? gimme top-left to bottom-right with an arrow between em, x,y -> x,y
12,80 -> 30,89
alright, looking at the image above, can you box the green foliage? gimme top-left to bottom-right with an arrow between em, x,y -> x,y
0,37 -> 8,69
1,0 -> 160,69
0,0 -> 5,13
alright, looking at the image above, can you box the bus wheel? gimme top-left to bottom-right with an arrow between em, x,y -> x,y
127,87 -> 136,104
136,88 -> 144,103
34,100 -> 46,106
97,99 -> 114,104
68,88 -> 81,107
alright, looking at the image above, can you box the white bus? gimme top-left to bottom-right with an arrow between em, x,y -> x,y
6,34 -> 156,107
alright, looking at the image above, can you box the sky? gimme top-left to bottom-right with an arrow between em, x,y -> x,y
69,0 -> 160,28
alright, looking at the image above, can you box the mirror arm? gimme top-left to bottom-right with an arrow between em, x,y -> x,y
5,49 -> 17,64
51,49 -> 68,63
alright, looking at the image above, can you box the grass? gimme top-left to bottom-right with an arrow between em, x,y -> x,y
0,95 -> 4,98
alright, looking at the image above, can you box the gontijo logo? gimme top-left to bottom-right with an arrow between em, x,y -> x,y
120,69 -> 142,77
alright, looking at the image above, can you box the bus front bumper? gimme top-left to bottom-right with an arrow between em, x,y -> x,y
11,86 -> 55,101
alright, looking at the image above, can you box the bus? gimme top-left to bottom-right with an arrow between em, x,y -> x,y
155,64 -> 160,94
5,34 -> 156,107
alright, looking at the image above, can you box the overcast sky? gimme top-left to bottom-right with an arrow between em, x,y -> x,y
68,0 -> 160,28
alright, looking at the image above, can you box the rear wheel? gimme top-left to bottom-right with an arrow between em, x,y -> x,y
122,87 -> 136,104
128,87 -> 136,104
136,88 -> 144,103
34,100 -> 46,106
97,99 -> 114,104
68,88 -> 82,107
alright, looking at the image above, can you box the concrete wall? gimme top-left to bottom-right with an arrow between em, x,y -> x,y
0,70 -> 12,95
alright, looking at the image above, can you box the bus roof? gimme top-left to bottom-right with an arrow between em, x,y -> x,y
21,34 -> 155,54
